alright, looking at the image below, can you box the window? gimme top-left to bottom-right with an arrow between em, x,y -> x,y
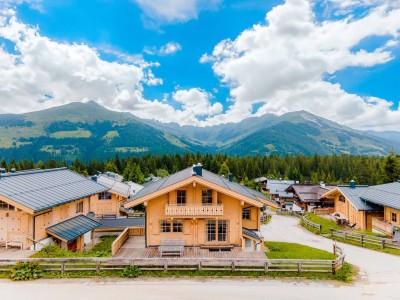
339,195 -> 345,203
76,202 -> 83,213
99,191 -> 112,200
242,209 -> 251,220
177,190 -> 186,206
206,220 -> 228,242
202,189 -> 213,205
160,220 -> 171,233
392,213 -> 397,223
0,200 -> 15,211
160,220 -> 183,233
173,220 -> 183,233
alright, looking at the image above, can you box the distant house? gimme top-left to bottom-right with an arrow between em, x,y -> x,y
127,181 -> 144,196
124,164 -> 278,251
0,168 -> 108,251
321,181 -> 383,231
264,179 -> 295,208
286,182 -> 336,212
91,172 -> 131,217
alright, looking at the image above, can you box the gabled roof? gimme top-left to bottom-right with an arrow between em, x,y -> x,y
126,167 -> 268,205
359,182 -> 400,211
287,184 -> 335,203
266,179 -> 295,198
96,174 -> 130,197
0,168 -> 108,213
335,185 -> 378,211
46,215 -> 101,243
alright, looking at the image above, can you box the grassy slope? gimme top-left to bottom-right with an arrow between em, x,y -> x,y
265,242 -> 335,260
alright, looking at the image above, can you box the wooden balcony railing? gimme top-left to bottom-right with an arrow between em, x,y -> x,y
165,204 -> 223,217
372,218 -> 393,236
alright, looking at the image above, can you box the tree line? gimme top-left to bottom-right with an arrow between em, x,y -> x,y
1,151 -> 399,187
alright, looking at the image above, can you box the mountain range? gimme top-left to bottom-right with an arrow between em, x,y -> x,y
0,101 -> 398,161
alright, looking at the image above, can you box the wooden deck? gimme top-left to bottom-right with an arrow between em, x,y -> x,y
115,236 -> 266,259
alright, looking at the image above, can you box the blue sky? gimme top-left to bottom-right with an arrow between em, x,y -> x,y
1,0 -> 400,130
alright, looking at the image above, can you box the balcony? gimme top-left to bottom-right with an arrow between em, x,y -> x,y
372,218 -> 393,236
165,204 -> 223,217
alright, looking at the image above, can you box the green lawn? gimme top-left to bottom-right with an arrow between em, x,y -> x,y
265,242 -> 335,260
31,236 -> 117,258
304,213 -> 342,234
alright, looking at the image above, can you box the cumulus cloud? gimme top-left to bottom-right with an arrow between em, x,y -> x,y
201,0 -> 400,130
132,0 -> 222,26
144,42 -> 182,56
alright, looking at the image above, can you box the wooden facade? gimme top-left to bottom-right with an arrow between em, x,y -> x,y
0,194 -> 98,250
125,171 -> 265,250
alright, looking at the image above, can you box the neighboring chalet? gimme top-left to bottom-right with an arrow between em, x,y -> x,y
0,168 -> 108,251
322,180 -> 400,235
265,179 -> 295,208
286,183 -> 335,212
124,164 -> 278,251
91,172 -> 131,218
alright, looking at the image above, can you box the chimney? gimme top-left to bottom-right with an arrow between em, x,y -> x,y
193,163 -> 203,177
0,168 -> 6,174
320,181 -> 325,188
96,171 -> 101,176
228,173 -> 233,182
91,175 -> 97,182
350,180 -> 356,189
10,168 -> 16,173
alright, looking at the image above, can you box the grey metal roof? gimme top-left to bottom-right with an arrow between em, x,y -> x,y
127,167 -> 267,204
288,184 -> 336,203
96,175 -> 130,197
360,182 -> 400,210
337,185 -> 381,211
46,215 -> 101,242
97,217 -> 145,229
266,180 -> 295,198
0,168 -> 109,212
242,227 -> 261,240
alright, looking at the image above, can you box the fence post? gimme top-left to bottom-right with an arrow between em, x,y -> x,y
164,263 -> 168,272
330,228 -> 334,237
231,262 -> 235,273
333,243 -> 337,256
96,261 -> 100,274
61,261 -> 65,274
198,262 -> 202,271
381,240 -> 385,249
264,261 -> 269,273
360,235 -> 364,246
297,262 -> 302,273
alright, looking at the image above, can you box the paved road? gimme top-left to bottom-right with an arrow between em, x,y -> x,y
261,214 -> 400,285
1,215 -> 398,299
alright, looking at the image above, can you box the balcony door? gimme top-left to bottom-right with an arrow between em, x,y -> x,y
177,190 -> 186,206
206,220 -> 228,243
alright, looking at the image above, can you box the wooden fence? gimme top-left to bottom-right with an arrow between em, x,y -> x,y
0,245 -> 345,275
313,208 -> 335,215
301,216 -> 322,232
330,229 -> 400,250
276,210 -> 302,218
111,226 -> 145,256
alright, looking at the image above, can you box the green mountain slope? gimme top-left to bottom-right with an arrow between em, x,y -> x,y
0,102 -> 396,161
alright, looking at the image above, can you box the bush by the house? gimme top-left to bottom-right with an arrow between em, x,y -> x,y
10,262 -> 43,281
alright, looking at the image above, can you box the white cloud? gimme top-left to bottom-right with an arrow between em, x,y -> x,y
132,0 -> 222,26
144,42 -> 182,56
201,0 -> 400,130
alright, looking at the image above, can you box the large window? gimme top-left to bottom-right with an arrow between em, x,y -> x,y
392,213 -> 397,223
177,190 -> 186,206
206,220 -> 228,242
99,191 -> 112,200
0,200 -> 15,211
76,202 -> 83,213
242,209 -> 251,220
202,189 -> 213,205
160,220 -> 183,233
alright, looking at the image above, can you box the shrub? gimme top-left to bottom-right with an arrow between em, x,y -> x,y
122,266 -> 142,278
10,262 -> 43,281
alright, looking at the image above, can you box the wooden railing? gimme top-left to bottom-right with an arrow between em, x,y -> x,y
111,226 -> 145,256
0,245 -> 345,275
302,216 -> 322,232
165,204 -> 223,217
313,208 -> 335,215
330,229 -> 400,250
372,218 -> 393,236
